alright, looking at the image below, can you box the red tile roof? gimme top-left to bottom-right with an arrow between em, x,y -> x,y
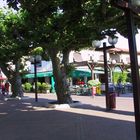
108,47 -> 140,54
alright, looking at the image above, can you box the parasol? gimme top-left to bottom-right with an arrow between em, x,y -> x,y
0,77 -> 7,80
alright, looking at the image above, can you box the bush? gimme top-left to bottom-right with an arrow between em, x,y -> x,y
113,71 -> 128,84
23,82 -> 32,92
37,82 -> 42,92
23,82 -> 51,93
42,82 -> 51,90
37,82 -> 51,93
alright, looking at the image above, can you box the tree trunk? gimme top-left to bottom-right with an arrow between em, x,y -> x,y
62,49 -> 73,103
50,51 -> 65,104
0,60 -> 23,97
49,49 -> 73,104
62,49 -> 70,65
9,72 -> 23,97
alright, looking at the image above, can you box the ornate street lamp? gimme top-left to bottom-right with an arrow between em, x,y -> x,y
30,55 -> 42,102
110,0 -> 140,139
92,32 -> 118,110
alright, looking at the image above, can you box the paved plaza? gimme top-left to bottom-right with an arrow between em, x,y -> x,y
0,93 -> 136,140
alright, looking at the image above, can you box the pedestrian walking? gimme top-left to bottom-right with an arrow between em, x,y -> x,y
117,79 -> 122,96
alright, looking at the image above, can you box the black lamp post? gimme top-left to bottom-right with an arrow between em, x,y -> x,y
92,32 -> 118,110
30,55 -> 42,102
110,0 -> 140,139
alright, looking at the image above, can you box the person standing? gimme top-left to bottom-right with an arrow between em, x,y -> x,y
5,81 -> 10,95
1,82 -> 5,95
0,81 -> 2,94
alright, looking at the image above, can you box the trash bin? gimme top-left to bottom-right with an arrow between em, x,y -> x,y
108,83 -> 116,109
109,92 -> 116,109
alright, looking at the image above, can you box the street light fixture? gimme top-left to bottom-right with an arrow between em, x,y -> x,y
30,55 -> 42,102
110,0 -> 140,139
92,33 -> 118,110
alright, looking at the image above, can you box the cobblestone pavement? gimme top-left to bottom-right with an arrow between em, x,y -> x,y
0,93 -> 136,140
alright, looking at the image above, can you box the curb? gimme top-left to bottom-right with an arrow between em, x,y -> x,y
4,97 -> 21,101
44,101 -> 82,109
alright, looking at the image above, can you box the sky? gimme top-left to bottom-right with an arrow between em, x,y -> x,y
0,0 -> 140,51
102,32 -> 140,51
112,31 -> 140,51
0,0 -> 7,8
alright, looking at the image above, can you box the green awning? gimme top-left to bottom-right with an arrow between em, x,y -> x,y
23,71 -> 53,78
71,70 -> 91,77
23,69 -> 104,79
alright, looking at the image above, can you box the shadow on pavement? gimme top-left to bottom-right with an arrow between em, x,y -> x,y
0,97 -> 136,140
72,103 -> 134,117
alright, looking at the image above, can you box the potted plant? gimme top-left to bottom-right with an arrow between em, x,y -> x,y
87,79 -> 101,95
87,79 -> 101,88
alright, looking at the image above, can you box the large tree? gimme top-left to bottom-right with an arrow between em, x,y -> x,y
0,9 -> 31,97
20,0 -> 106,103
3,0 -> 119,103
